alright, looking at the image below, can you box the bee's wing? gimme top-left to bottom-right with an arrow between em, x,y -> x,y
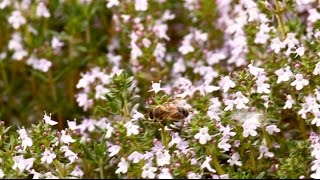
167,106 -> 184,120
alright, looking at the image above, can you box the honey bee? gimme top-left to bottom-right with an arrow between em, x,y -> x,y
148,103 -> 189,123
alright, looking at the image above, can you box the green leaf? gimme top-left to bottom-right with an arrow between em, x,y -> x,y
81,143 -> 95,161
255,172 -> 265,179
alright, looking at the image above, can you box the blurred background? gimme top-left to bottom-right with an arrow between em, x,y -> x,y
0,0 -> 222,129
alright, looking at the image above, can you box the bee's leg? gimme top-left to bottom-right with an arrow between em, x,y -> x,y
148,109 -> 154,119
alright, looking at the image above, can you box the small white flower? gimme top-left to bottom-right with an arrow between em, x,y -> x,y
283,95 -> 295,109
142,38 -> 151,48
275,66 -> 293,83
141,163 -> 157,179
131,110 -> 145,121
179,42 -> 194,55
71,166 -> 84,178
60,130 -> 75,144
313,62 -> 320,75
227,152 -> 242,167
242,113 -> 261,138
153,43 -> 166,62
291,74 -> 309,90
312,113 -> 320,127
43,112 -> 58,126
76,93 -> 94,111
60,146 -> 78,163
187,172 -> 202,179
44,172 -> 58,179
128,151 -> 143,164
30,169 -> 42,179
311,171 -> 320,179
295,45 -> 305,57
124,121 -> 139,136
270,37 -> 285,53
148,80 -> 166,94
219,174 -> 230,179
115,157 -> 129,174
0,0 -> 10,9
248,63 -> 264,77
106,0 -> 119,8
12,156 -> 35,172
203,84 -> 220,93
200,156 -> 216,173
67,120 -> 79,131
234,92 -> 249,110
0,168 -> 4,178
108,145 -> 121,157
194,127 -> 212,145
258,144 -> 274,159
18,128 -> 33,150
219,76 -> 236,92
256,75 -> 270,94
218,139 -> 231,152
41,149 -> 56,164
105,123 -> 114,138
266,125 -> 281,135
36,2 -> 50,18
135,0 -> 148,11
51,36 -> 64,49
158,168 -> 173,179
8,10 -> 26,29
156,150 -> 171,167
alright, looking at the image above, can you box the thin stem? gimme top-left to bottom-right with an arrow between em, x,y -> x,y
123,92 -> 130,122
86,25 -> 91,44
0,62 -> 11,124
249,147 -> 257,174
48,70 -> 63,129
67,36 -> 75,107
53,160 -> 65,178
58,112 -> 63,130
206,145 -> 225,175
99,158 -> 104,179
262,127 -> 271,147
212,155 -> 225,175
161,126 -> 168,149
275,0 -> 286,39
0,62 -> 10,95
297,115 -> 308,140
48,69 -> 57,102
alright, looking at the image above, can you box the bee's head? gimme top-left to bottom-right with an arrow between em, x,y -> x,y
178,107 -> 189,118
